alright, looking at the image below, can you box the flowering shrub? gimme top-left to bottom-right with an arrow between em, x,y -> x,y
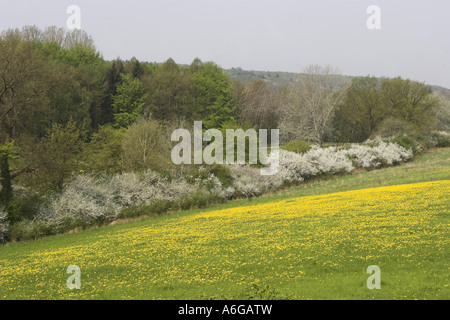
230,165 -> 280,197
275,146 -> 353,182
234,140 -> 413,197
0,207 -> 8,243
38,175 -> 119,229
38,169 -> 236,229
188,167 -> 235,200
194,173 -> 235,200
302,146 -> 355,175
16,140 -> 413,241
38,171 -> 196,228
346,140 -> 413,168
107,170 -> 194,207
428,131 -> 450,148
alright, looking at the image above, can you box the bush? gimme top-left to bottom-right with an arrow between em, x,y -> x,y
303,146 -> 354,175
187,164 -> 233,189
346,139 -> 413,167
120,118 -> 172,172
428,132 -> 450,147
147,199 -> 174,214
9,220 -> 54,242
387,136 -> 421,154
41,174 -> 120,228
281,140 -> 311,154
32,168 -> 232,235
119,200 -> 174,219
230,164 -> 286,197
119,205 -> 153,219
108,170 -> 196,208
374,117 -> 417,139
3,195 -> 46,224
82,125 -> 124,174
189,191 -> 211,208
275,146 -> 354,182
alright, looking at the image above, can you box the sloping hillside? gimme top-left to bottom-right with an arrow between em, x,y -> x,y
0,148 -> 448,300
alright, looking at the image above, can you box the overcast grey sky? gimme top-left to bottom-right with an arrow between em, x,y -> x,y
1,0 -> 449,88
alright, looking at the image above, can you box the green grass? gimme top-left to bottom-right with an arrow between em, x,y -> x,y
0,148 -> 449,300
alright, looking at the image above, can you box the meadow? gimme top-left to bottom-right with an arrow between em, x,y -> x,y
0,148 -> 449,300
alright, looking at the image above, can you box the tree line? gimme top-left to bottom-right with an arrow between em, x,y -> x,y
1,25 -> 448,207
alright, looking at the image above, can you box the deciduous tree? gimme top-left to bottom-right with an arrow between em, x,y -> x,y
281,64 -> 348,146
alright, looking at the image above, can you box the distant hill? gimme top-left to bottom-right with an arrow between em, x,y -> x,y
153,62 -> 450,93
223,67 -> 450,94
224,67 -> 303,88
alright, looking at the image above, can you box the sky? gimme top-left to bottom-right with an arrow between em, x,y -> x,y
1,0 -> 449,88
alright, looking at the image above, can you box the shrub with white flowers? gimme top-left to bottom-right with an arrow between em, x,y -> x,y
194,173 -> 235,200
229,164 -> 288,197
39,174 -> 120,228
29,139 -> 413,237
274,146 -> 354,182
0,206 -> 8,243
107,170 -> 195,207
345,140 -> 413,168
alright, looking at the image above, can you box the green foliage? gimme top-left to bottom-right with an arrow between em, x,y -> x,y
182,190 -> 211,209
40,42 -> 102,67
386,136 -> 420,154
281,140 -> 312,154
336,76 -> 440,142
220,121 -> 259,165
428,132 -> 450,147
373,117 -> 416,139
96,59 -> 124,127
119,190 -> 220,218
0,142 -> 20,204
112,73 -> 147,128
146,58 -> 236,127
27,119 -> 86,191
119,200 -> 174,219
63,45 -> 102,67
46,66 -> 94,133
335,76 -> 385,141
9,220 -> 55,242
145,58 -> 189,120
120,118 -> 172,172
207,164 -> 233,188
434,94 -> 450,132
145,200 -> 174,215
192,62 -> 236,128
82,125 -> 124,173
0,142 -> 19,159
124,57 -> 144,79
382,77 -> 439,133
187,164 -> 233,189
3,195 -> 44,224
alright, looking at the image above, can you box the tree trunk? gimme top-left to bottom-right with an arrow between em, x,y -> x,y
0,154 -> 13,204
318,131 -> 324,148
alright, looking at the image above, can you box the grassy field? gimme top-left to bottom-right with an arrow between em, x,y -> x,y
0,148 -> 449,300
